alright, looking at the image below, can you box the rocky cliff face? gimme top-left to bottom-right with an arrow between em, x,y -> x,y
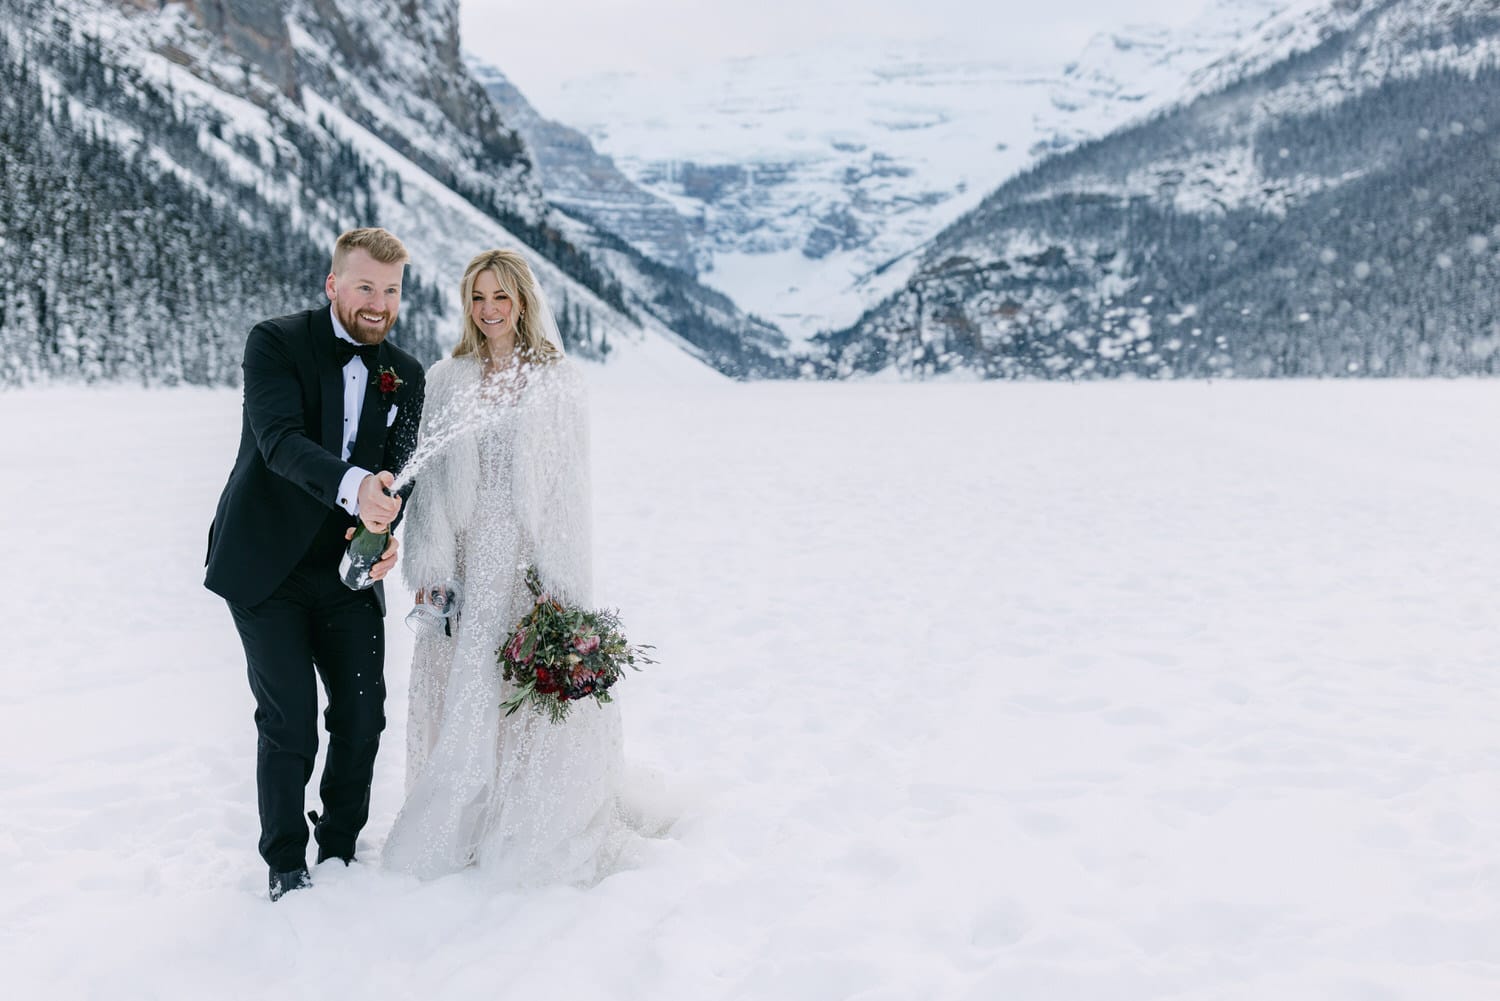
188,0 -> 298,97
471,59 -> 702,275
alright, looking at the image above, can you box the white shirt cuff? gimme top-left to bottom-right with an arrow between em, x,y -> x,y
337,466 -> 372,516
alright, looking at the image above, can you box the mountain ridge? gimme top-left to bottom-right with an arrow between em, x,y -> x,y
818,0 -> 1500,379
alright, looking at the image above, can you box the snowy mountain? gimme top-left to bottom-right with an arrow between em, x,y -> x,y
523,0 -> 1301,343
0,0 -> 790,385
11,0 -> 1492,386
820,0 -> 1500,379
470,59 -> 702,276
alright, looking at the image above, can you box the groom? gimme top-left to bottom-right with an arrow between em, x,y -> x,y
205,227 -> 426,901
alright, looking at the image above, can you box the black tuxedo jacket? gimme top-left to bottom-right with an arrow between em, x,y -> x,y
204,306 -> 426,612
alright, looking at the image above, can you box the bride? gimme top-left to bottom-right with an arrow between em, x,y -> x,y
383,249 -> 629,884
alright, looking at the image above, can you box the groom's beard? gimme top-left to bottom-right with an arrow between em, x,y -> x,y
334,301 -> 397,345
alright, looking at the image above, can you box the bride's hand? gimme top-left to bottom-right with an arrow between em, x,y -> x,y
414,589 -> 424,605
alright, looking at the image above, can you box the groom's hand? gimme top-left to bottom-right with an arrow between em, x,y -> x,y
357,471 -> 402,532
369,534 -> 399,581
343,528 -> 400,581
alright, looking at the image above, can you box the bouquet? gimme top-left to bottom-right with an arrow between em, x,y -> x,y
498,566 -> 655,723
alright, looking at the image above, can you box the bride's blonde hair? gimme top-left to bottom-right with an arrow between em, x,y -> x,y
451,249 -> 561,364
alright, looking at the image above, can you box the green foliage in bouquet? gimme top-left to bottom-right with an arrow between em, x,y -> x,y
497,566 -> 656,724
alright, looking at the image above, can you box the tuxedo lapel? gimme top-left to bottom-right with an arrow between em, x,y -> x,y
350,342 -> 390,472
309,307 -> 343,455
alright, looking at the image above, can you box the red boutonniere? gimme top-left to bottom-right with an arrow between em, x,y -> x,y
377,365 -> 404,397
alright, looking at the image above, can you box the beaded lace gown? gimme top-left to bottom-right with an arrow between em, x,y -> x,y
382,355 -> 628,884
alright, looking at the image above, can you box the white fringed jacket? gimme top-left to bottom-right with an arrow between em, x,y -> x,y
399,353 -> 592,606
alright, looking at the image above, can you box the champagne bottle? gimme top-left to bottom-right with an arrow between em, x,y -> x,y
340,480 -> 395,590
339,521 -> 389,590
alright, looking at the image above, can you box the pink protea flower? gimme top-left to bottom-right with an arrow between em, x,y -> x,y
503,627 -> 528,662
573,634 -> 601,655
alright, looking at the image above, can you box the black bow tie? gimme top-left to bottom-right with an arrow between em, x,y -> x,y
334,338 -> 378,370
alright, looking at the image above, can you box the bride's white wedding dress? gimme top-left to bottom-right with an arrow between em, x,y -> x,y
382,353 -> 630,884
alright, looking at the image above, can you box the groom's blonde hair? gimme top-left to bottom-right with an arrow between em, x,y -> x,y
331,228 -> 410,275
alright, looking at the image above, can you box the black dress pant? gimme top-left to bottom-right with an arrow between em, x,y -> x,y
228,554 -> 385,872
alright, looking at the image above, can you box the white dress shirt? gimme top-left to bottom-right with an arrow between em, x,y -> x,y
331,308 -> 373,516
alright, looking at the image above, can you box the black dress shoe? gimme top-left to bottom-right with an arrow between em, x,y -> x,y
308,810 -> 355,866
268,866 -> 311,902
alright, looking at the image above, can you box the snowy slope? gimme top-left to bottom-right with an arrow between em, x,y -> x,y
824,0 -> 1500,379
524,1 -> 1299,341
1020,0 -> 1500,216
5,379 -> 1500,998
4,0 -> 758,383
50,0 -> 547,303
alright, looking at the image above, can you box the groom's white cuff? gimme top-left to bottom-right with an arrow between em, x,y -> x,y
337,466 -> 373,516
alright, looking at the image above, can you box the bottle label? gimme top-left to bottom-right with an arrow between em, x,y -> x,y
339,549 -> 375,590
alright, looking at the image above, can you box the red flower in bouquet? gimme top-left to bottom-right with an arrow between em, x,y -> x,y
496,566 -> 655,723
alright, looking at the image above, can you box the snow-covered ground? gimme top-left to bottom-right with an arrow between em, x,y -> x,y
4,378 -> 1500,999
